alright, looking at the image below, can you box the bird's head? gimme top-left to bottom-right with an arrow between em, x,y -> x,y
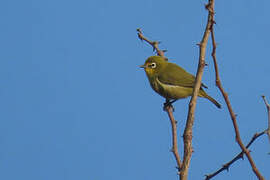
140,56 -> 167,77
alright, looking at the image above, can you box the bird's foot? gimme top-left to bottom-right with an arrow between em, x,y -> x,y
163,100 -> 176,112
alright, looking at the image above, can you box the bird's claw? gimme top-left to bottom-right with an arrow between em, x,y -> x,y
163,100 -> 175,112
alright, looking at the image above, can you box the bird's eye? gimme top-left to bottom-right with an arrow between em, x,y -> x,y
150,63 -> 156,68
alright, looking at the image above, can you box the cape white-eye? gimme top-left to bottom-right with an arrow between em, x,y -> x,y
140,56 -> 221,108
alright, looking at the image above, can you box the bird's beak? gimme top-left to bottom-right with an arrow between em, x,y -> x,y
140,64 -> 146,68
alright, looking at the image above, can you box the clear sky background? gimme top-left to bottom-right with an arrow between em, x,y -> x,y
1,0 -> 270,180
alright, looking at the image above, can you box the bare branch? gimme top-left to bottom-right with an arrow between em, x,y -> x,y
210,6 -> 265,180
136,28 -> 182,174
136,28 -> 166,59
262,96 -> 270,146
205,131 -> 266,179
180,1 -> 215,179
164,105 -> 182,173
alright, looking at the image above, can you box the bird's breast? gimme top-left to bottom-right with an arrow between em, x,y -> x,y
148,77 -> 193,100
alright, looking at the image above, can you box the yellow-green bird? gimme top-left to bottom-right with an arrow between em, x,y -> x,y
140,56 -> 221,108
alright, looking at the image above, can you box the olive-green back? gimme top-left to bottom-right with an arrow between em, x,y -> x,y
158,62 -> 197,88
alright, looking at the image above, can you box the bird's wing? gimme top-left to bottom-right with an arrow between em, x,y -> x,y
158,63 -> 208,88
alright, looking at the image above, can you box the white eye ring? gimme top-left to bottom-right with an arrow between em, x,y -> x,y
150,62 -> 156,68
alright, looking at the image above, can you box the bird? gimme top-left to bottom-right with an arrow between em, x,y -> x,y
140,56 -> 221,108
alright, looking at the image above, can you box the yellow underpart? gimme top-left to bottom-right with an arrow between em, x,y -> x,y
147,77 -> 206,100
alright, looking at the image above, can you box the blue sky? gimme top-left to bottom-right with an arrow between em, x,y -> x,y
0,0 -> 270,180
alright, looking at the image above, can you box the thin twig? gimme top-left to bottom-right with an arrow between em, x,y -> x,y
262,96 -> 270,144
205,96 -> 269,179
137,28 -> 182,174
180,1 -> 215,180
137,28 -> 166,58
165,105 -> 182,172
210,6 -> 264,180
205,131 -> 265,179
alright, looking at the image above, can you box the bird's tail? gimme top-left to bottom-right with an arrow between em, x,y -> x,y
205,94 -> 221,109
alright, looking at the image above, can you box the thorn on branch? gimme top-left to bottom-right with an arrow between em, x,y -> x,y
137,29 -> 143,40
136,28 -> 142,33
205,174 -> 210,180
153,41 -> 159,46
205,3 -> 210,10
222,164 -> 229,171
204,3 -> 214,13
240,153 -> 244,160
